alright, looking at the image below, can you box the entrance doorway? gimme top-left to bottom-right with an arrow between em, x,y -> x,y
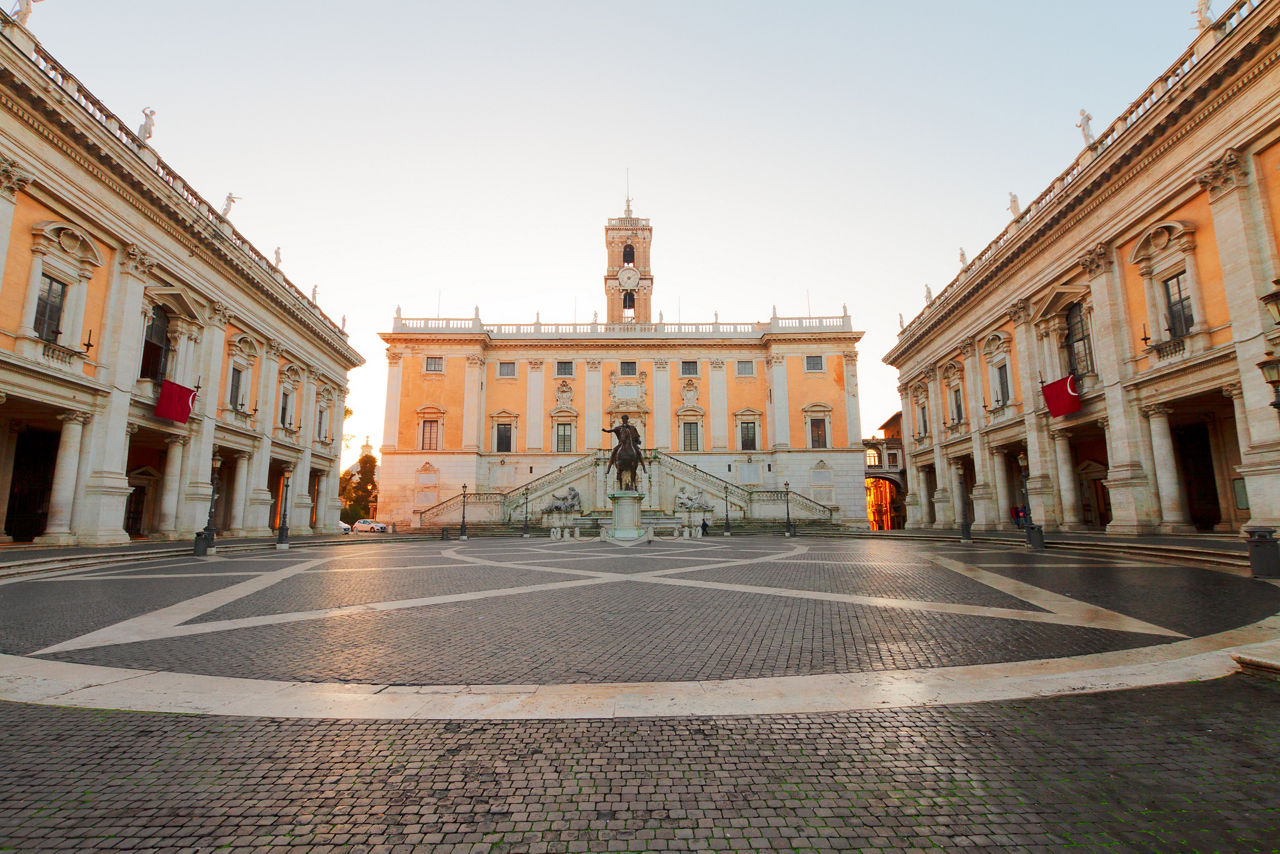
1173,422 -> 1221,532
4,429 -> 57,542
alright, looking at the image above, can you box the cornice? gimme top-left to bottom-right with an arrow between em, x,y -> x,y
885,10 -> 1280,367
0,35 -> 362,370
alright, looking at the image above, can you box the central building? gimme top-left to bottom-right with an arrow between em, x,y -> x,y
376,203 -> 867,530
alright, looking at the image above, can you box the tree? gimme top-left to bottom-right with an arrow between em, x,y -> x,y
340,451 -> 378,524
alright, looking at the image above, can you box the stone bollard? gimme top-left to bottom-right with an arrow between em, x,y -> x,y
1245,527 -> 1280,578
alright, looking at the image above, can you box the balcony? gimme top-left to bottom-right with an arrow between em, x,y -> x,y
1152,338 -> 1186,361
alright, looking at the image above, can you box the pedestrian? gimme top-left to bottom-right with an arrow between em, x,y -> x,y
700,519 -> 709,538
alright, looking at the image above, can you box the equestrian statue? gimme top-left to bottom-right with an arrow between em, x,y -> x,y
603,414 -> 646,492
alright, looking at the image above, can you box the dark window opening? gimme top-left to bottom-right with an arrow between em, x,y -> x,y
556,422 -> 573,453
622,244 -> 635,265
622,291 -> 635,309
620,361 -> 637,376
496,423 -> 513,453
810,418 -> 828,449
229,367 -> 243,408
1065,303 -> 1094,375
139,305 -> 171,381
34,275 -> 67,345
1164,273 -> 1193,339
740,422 -> 757,451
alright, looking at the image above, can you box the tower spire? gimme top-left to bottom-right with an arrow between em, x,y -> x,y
624,168 -> 632,217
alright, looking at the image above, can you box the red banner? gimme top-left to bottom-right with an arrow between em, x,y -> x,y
155,380 -> 197,423
1042,375 -> 1082,418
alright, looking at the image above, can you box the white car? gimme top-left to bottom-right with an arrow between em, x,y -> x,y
339,521 -> 351,534
352,519 -> 387,533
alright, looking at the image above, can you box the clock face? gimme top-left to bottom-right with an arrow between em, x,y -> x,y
618,267 -> 640,289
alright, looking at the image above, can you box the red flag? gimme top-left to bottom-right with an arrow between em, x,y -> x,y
1042,375 -> 1082,418
155,380 -> 197,423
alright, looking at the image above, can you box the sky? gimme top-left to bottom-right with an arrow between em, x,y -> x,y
24,0 -> 1203,466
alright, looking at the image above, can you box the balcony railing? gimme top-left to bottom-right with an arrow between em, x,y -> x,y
1152,338 -> 1187,361
392,314 -> 854,339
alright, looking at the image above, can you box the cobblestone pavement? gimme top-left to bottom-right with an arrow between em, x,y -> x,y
1,537 -> 1279,850
1,677 -> 1278,852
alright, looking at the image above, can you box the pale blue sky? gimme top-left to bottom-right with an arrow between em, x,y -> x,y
27,1 -> 1200,463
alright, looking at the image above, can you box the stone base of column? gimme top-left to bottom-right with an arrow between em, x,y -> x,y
1104,521 -> 1160,536
148,531 -> 189,541
71,478 -> 134,546
1158,522 -> 1199,535
72,529 -> 132,546
33,532 -> 77,545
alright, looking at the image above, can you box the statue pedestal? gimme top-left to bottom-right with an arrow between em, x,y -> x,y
607,491 -> 645,541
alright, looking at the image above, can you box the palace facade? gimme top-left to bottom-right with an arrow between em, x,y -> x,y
378,204 -> 868,529
884,0 -> 1280,535
0,15 -> 363,544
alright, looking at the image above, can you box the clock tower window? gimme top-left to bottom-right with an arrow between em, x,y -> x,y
623,244 -> 635,266
623,291 -> 635,310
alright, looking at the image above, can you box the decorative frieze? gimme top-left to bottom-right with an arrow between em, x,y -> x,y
1077,243 -> 1113,276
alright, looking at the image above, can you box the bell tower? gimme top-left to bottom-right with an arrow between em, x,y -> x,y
604,198 -> 653,323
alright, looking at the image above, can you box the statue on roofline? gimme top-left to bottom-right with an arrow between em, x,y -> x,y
12,0 -> 46,27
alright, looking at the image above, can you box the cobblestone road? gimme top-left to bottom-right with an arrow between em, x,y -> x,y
0,536 -> 1276,851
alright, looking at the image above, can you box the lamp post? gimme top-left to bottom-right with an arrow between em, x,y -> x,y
784,480 -> 793,537
1259,351 -> 1280,422
522,486 -> 530,537
194,452 -> 221,556
460,483 -> 468,540
276,463 -> 292,549
723,484 -> 731,536
1017,451 -> 1045,550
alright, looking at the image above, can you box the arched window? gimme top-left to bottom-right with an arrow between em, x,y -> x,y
866,447 -> 882,467
622,244 -> 635,265
622,291 -> 635,310
139,306 -> 171,382
1065,303 -> 1093,375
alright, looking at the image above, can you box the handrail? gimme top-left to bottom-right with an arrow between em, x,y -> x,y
498,451 -> 604,517
415,491 -> 505,525
651,451 -> 752,502
750,489 -> 835,519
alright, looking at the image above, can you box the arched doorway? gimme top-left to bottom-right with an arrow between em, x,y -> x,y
866,476 -> 905,530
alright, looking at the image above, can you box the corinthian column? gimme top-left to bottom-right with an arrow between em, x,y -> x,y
36,411 -> 90,543
1051,429 -> 1081,529
1143,404 -> 1191,532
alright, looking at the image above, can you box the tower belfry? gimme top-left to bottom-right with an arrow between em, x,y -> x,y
604,200 -> 653,323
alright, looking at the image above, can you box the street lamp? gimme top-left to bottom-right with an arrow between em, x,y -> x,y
784,480 -> 793,537
723,484 -> 731,536
522,486 -> 530,537
1260,278 -> 1280,326
194,452 -> 221,556
460,483 -> 468,540
1016,451 -> 1045,550
276,464 -> 292,549
1259,351 -> 1280,423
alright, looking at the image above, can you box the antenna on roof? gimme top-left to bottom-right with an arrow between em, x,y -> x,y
624,167 -> 632,217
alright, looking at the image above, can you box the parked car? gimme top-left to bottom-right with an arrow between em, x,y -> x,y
352,519 -> 387,533
339,521 -> 351,534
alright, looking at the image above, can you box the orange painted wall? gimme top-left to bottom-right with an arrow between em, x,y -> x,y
483,359 -> 525,452
785,355 -> 847,448
725,358 -> 770,450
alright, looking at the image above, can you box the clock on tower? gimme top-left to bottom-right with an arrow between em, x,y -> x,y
604,198 -> 653,323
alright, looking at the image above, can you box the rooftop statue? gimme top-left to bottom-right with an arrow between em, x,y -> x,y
1195,0 -> 1213,30
221,193 -> 242,217
274,247 -> 283,267
959,247 -> 967,266
1008,192 -> 1021,219
12,0 -> 45,27
1076,109 -> 1095,146
137,108 -> 156,142
924,284 -> 933,302
898,312 -> 905,330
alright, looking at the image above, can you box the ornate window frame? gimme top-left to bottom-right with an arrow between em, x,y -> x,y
226,334 -> 259,417
982,332 -> 1014,419
417,404 -> 446,450
941,361 -> 965,434
802,402 -> 833,450
489,409 -> 519,454
20,221 -> 104,362
1129,220 -> 1206,353
734,407 -> 762,452
278,364 -> 303,434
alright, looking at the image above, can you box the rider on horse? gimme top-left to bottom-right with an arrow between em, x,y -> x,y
603,415 -> 647,488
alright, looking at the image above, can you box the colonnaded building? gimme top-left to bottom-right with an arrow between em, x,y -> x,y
377,203 -> 868,529
0,14 -> 363,544
885,0 -> 1280,535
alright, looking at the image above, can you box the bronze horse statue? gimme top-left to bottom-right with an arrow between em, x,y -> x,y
603,415 -> 647,492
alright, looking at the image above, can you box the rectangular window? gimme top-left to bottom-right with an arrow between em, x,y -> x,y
681,360 -> 698,376
919,404 -> 929,435
34,274 -> 66,344
556,422 -> 573,453
1164,273 -> 1194,339
682,421 -> 700,451
620,361 -> 637,377
317,407 -> 329,440
736,360 -> 754,377
422,420 -> 439,450
810,418 -> 828,449
228,367 -> 243,409
740,421 -> 757,451
887,452 -> 899,468
805,355 -> 824,372
996,364 -> 1010,405
951,387 -> 964,422
279,390 -> 291,429
424,356 -> 444,372
556,361 -> 574,377
495,423 -> 513,453
497,361 -> 516,377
